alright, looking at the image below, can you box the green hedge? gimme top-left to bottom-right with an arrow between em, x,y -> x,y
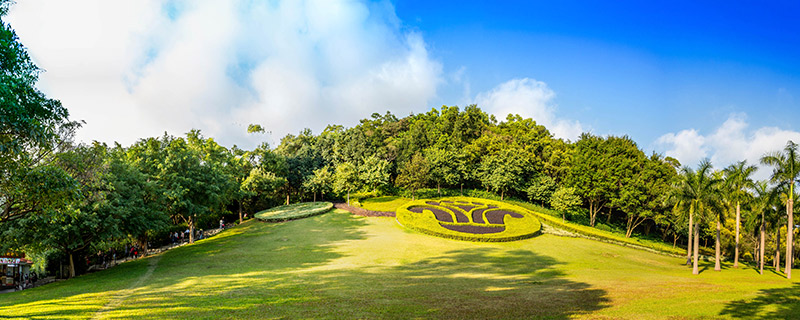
396,196 -> 541,242
254,202 -> 334,222
505,200 -> 686,256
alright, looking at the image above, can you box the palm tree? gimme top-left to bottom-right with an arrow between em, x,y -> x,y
761,140 -> 800,279
723,161 -> 757,268
673,160 -> 723,274
747,181 -> 776,275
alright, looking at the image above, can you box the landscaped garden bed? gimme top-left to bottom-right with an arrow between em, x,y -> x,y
396,196 -> 541,242
254,202 -> 333,222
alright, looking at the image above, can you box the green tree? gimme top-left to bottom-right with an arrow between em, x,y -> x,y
396,154 -> 430,200
761,140 -> 800,279
550,186 -> 581,221
333,162 -> 360,205
303,167 -> 333,202
723,160 -> 757,268
359,155 -> 390,192
567,133 -> 613,227
478,149 -> 528,200
426,147 -> 461,196
526,175 -> 557,207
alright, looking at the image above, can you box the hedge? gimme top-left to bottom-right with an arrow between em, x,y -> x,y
254,202 -> 334,222
505,200 -> 687,256
396,196 -> 541,242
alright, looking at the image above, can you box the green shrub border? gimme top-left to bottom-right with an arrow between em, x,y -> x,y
254,202 -> 334,223
505,200 -> 686,256
396,196 -> 542,242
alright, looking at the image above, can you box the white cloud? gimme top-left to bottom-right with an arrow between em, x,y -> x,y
655,113 -> 800,181
7,0 -> 442,148
474,78 -> 584,140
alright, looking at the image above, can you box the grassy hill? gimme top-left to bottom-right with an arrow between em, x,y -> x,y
1,209 -> 798,319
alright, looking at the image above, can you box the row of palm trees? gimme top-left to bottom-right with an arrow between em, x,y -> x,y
673,140 -> 798,278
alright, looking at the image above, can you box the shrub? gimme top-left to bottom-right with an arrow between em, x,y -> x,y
254,202 -> 334,222
506,200 -> 685,256
396,196 -> 541,242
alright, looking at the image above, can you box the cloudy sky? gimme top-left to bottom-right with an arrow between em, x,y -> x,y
7,0 -> 800,180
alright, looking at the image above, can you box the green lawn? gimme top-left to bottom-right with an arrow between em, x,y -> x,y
359,196 -> 411,212
1,210 -> 797,319
254,201 -> 333,222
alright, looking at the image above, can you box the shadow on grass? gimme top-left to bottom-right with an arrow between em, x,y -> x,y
105,212 -> 609,319
4,211 -> 610,319
719,283 -> 800,319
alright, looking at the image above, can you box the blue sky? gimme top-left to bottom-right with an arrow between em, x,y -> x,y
7,0 -> 800,178
395,0 -> 800,144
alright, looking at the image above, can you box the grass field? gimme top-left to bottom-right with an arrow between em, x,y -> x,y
1,209 -> 798,319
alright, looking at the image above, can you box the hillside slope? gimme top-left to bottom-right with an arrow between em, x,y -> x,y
0,210 -> 797,319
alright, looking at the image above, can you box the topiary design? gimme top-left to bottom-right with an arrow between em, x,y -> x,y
397,197 -> 540,242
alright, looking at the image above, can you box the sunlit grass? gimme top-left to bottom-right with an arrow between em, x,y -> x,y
359,196 -> 410,212
253,201 -> 333,222
1,209 -> 797,319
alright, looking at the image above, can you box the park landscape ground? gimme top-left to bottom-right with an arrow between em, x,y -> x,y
0,197 -> 798,319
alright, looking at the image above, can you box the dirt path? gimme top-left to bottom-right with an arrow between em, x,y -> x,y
91,254 -> 162,320
334,202 -> 395,217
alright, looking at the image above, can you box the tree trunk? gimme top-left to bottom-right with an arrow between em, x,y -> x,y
437,182 -> 440,196
760,219 -> 765,275
673,234 -> 678,248
687,206 -> 694,265
715,217 -> 721,271
141,236 -> 149,257
68,252 -> 76,279
460,184 -> 463,196
239,200 -> 243,223
321,191 -> 324,201
347,191 -> 351,205
501,190 -> 504,201
786,196 -> 793,279
606,207 -> 612,224
313,192 -> 316,203
189,215 -> 195,244
693,222 -> 700,274
286,194 -> 290,205
776,228 -> 781,271
734,201 -> 740,268
589,202 -> 597,227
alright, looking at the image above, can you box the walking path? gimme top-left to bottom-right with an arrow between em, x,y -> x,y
90,255 -> 162,320
333,202 -> 395,217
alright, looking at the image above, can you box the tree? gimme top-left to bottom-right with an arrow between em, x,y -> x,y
359,155 -> 390,192
749,181 -> 777,275
303,167 -> 333,202
617,153 -> 676,238
426,147 -> 462,196
0,5 -> 77,223
478,149 -> 528,200
550,186 -> 581,221
672,160 -> 723,274
568,133 -> 613,227
396,154 -> 430,200
723,160 -> 757,268
761,140 -> 800,279
241,168 -> 287,205
526,175 -> 557,207
333,162 -> 360,205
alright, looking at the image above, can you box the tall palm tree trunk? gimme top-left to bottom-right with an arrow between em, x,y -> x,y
760,217 -> 765,275
693,222 -> 700,274
786,196 -> 793,279
715,218 -> 721,271
776,228 -> 781,271
735,201 -> 740,268
687,207 -> 694,265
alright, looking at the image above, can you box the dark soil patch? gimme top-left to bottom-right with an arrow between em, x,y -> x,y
334,203 -> 395,217
440,223 -> 506,234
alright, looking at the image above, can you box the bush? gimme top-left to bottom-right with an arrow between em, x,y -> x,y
396,196 -> 541,242
506,200 -> 685,256
254,202 -> 334,222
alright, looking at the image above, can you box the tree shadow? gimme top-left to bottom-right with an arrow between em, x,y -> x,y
719,283 -> 800,319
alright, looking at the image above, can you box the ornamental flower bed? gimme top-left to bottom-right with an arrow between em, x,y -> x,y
396,197 -> 541,242
254,202 -> 334,222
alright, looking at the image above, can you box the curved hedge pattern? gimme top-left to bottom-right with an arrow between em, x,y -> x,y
255,202 -> 333,222
396,197 -> 541,242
